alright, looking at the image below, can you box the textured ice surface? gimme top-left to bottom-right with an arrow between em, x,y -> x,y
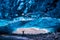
0,0 -> 60,33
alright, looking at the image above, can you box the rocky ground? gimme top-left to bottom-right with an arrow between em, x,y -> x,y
0,32 -> 60,40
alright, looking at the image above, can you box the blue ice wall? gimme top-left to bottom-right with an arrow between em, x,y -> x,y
0,0 -> 60,34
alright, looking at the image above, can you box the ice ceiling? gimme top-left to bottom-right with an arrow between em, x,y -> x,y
0,0 -> 60,34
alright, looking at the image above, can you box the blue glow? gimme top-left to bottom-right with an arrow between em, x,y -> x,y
0,0 -> 60,33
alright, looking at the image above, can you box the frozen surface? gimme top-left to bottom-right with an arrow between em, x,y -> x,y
0,0 -> 60,33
